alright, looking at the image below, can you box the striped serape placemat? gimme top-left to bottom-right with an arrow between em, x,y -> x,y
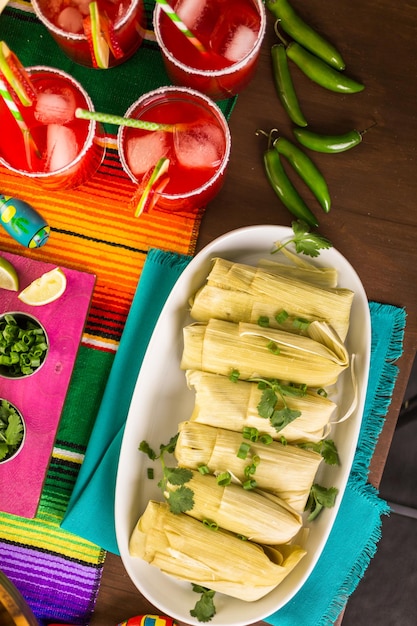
0,1 -> 236,624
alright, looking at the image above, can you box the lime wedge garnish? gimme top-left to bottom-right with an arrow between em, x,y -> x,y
0,256 -> 19,291
0,41 -> 34,106
86,2 -> 110,69
134,157 -> 170,217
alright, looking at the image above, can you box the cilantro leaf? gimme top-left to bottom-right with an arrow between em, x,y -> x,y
4,412 -> 24,445
0,401 -> 24,461
165,466 -> 193,485
166,485 -> 194,514
139,440 -> 157,460
254,379 -> 306,432
257,388 -> 278,419
297,439 -> 340,465
190,585 -> 216,622
306,483 -> 339,521
270,407 -> 301,431
272,220 -> 333,258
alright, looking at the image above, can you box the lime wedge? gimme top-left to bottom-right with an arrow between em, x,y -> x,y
0,256 -> 19,291
0,41 -> 33,106
87,2 -> 110,69
134,157 -> 170,217
18,267 -> 66,306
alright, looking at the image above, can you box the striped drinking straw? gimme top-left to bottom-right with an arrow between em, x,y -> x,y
0,76 -> 41,166
155,0 -> 208,55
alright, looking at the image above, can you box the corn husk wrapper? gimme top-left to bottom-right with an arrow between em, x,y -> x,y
168,469 -> 302,544
257,248 -> 338,288
181,319 -> 349,388
129,500 -> 306,602
186,370 -> 336,443
175,422 -> 322,511
189,258 -> 353,340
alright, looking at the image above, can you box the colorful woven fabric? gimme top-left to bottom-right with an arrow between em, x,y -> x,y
0,1 -> 235,623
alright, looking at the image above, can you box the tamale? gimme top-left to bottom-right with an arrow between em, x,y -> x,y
168,469 -> 303,544
189,257 -> 353,340
175,421 -> 322,512
257,247 -> 338,288
181,318 -> 349,388
186,370 -> 336,443
129,500 -> 306,602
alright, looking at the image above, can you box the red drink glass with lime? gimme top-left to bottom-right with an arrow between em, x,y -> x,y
0,66 -> 105,190
153,0 -> 266,100
118,86 -> 231,214
32,0 -> 146,68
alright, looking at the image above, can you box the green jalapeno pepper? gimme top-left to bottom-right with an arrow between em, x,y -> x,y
293,127 -> 364,153
286,42 -> 364,94
266,0 -> 345,71
271,44 -> 307,127
274,136 -> 331,212
262,142 -> 319,228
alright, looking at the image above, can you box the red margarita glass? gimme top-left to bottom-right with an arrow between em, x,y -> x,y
118,86 -> 231,213
153,0 -> 266,100
0,66 -> 105,190
31,0 -> 146,68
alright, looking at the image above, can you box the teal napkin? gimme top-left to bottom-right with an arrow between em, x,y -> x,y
61,252 -> 406,622
61,249 -> 191,553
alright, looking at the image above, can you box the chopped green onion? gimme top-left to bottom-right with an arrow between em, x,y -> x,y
317,388 -> 328,397
275,310 -> 289,324
259,433 -> 274,445
267,341 -> 280,355
202,519 -> 219,530
229,369 -> 240,383
293,317 -> 310,331
147,467 -> 154,479
198,464 -> 210,475
242,426 -> 259,442
243,479 -> 257,490
216,471 -> 232,486
257,315 -> 269,327
237,441 -> 251,459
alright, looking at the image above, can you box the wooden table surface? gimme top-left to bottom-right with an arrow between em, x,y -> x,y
90,0 -> 417,623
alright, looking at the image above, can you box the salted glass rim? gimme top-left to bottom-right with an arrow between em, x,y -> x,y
117,85 -> 231,201
153,0 -> 266,79
0,65 -> 98,180
31,0 -> 140,41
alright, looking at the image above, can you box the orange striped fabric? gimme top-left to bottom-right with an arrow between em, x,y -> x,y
0,143 -> 203,351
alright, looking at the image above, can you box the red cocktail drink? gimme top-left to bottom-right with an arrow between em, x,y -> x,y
118,86 -> 231,213
32,0 -> 146,68
0,66 -> 105,190
153,0 -> 266,100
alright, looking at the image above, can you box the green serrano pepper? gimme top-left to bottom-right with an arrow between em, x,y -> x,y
271,44 -> 307,127
287,41 -> 365,93
287,42 -> 364,94
263,145 -> 319,228
293,127 -> 364,153
266,0 -> 345,71
274,136 -> 331,212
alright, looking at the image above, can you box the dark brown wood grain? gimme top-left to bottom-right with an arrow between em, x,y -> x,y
90,1 -> 417,623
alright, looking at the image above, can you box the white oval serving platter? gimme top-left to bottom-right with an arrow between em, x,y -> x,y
115,225 -> 371,626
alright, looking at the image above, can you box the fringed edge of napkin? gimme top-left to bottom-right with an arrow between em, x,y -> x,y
318,481 -> 391,626
351,301 -> 407,478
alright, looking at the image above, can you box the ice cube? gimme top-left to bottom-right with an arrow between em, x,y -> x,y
57,6 -> 84,33
71,0 -> 92,16
45,124 -> 78,172
223,24 -> 257,62
175,0 -> 207,29
35,88 -> 77,125
174,123 -> 223,170
126,131 -> 169,178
